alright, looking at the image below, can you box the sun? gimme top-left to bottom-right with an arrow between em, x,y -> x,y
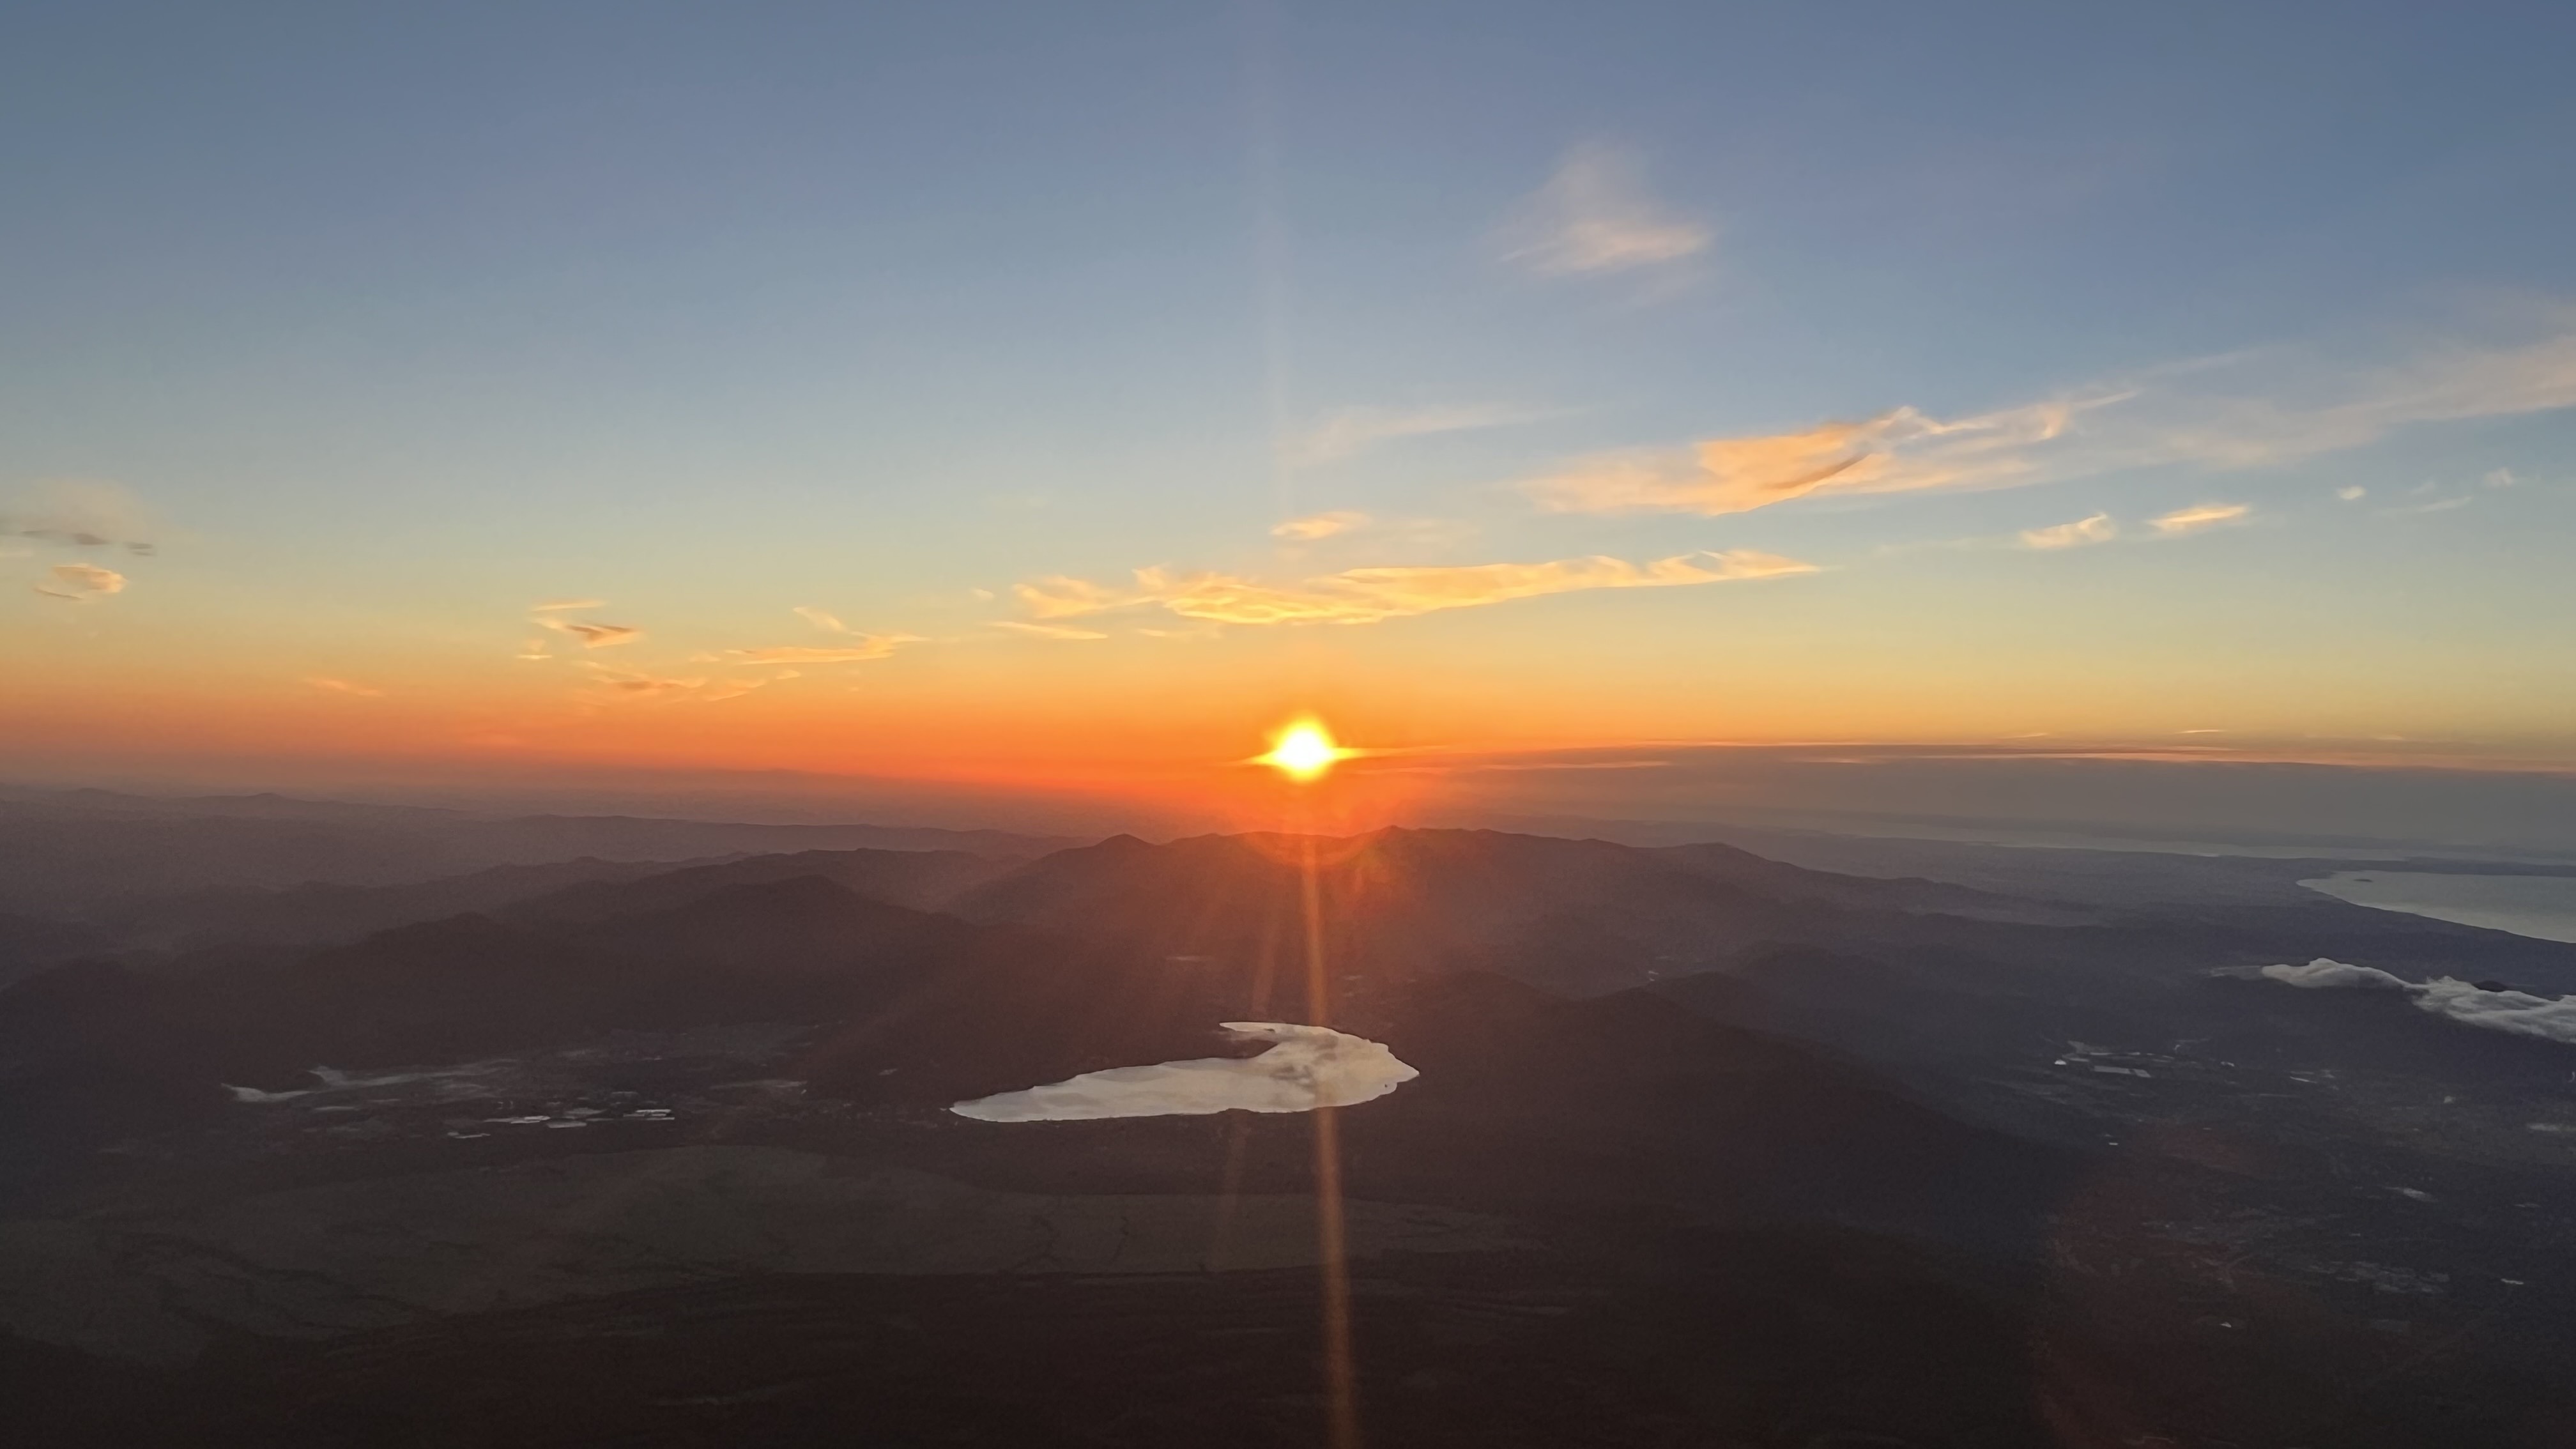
1257,717 -> 1351,783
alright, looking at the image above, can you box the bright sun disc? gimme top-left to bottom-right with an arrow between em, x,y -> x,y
1259,719 -> 1347,781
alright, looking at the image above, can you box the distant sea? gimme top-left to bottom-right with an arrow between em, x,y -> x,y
2301,871 -> 2576,945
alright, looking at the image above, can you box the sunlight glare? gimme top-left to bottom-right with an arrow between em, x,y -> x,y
1259,718 -> 1349,782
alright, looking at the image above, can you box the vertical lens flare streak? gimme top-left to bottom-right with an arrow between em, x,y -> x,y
1244,714 -> 1363,1444
1301,825 -> 1361,1449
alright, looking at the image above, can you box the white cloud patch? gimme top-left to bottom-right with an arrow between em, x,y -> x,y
793,605 -> 848,632
33,563 -> 125,601
2020,514 -> 2119,549
530,597 -> 607,613
1501,143 -> 1712,277
1017,549 -> 1816,628
2260,958 -> 2576,1048
951,1023 -> 1418,1123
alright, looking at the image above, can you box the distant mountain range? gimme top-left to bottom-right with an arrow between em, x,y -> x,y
8,810 -> 2576,1444
0,784 -> 1076,919
11,822 -> 2573,1184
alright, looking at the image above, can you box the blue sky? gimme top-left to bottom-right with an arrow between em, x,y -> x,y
4,1 -> 2573,806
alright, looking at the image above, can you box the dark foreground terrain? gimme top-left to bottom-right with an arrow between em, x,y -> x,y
4,799 -> 2575,1446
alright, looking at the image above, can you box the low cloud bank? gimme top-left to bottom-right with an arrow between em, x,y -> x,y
2260,958 -> 2414,992
951,1023 -> 1418,1123
2259,958 -> 2576,1046
2414,977 -> 2576,1045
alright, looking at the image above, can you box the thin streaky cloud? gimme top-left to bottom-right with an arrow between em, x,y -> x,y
579,663 -> 776,703
2150,502 -> 2251,534
2019,514 -> 2119,549
1529,397 -> 2110,517
1287,404 -> 1543,465
533,617 -> 643,648
305,677 -> 387,698
793,604 -> 848,632
993,620 -> 1110,641
2383,496 -> 2474,516
529,597 -> 607,612
721,634 -> 919,665
1500,143 -> 1712,277
584,665 -> 705,698
1529,320 -> 2576,518
1271,511 -> 1370,542
1016,549 -> 1816,628
3,480 -> 161,556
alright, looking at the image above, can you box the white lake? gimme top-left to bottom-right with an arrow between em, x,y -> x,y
2301,871 -> 2576,945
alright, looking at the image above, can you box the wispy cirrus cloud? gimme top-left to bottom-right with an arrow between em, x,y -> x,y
527,601 -> 640,649
33,563 -> 126,601
2150,502 -> 2250,535
586,668 -> 705,699
993,620 -> 1110,641
2376,467 -> 2521,517
1269,512 -> 1478,551
1271,510 -> 1370,542
1528,397 -> 2107,516
536,617 -> 643,648
1528,320 -> 2576,518
305,677 -> 386,698
718,637 -> 918,665
1016,550 -> 1815,628
715,608 -> 922,664
581,663 -> 774,703
1287,404 -> 1542,466
3,480 -> 161,556
1499,143 -> 1712,278
2019,514 -> 2120,549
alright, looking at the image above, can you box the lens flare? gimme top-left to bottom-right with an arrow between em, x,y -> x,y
1257,718 -> 1349,782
